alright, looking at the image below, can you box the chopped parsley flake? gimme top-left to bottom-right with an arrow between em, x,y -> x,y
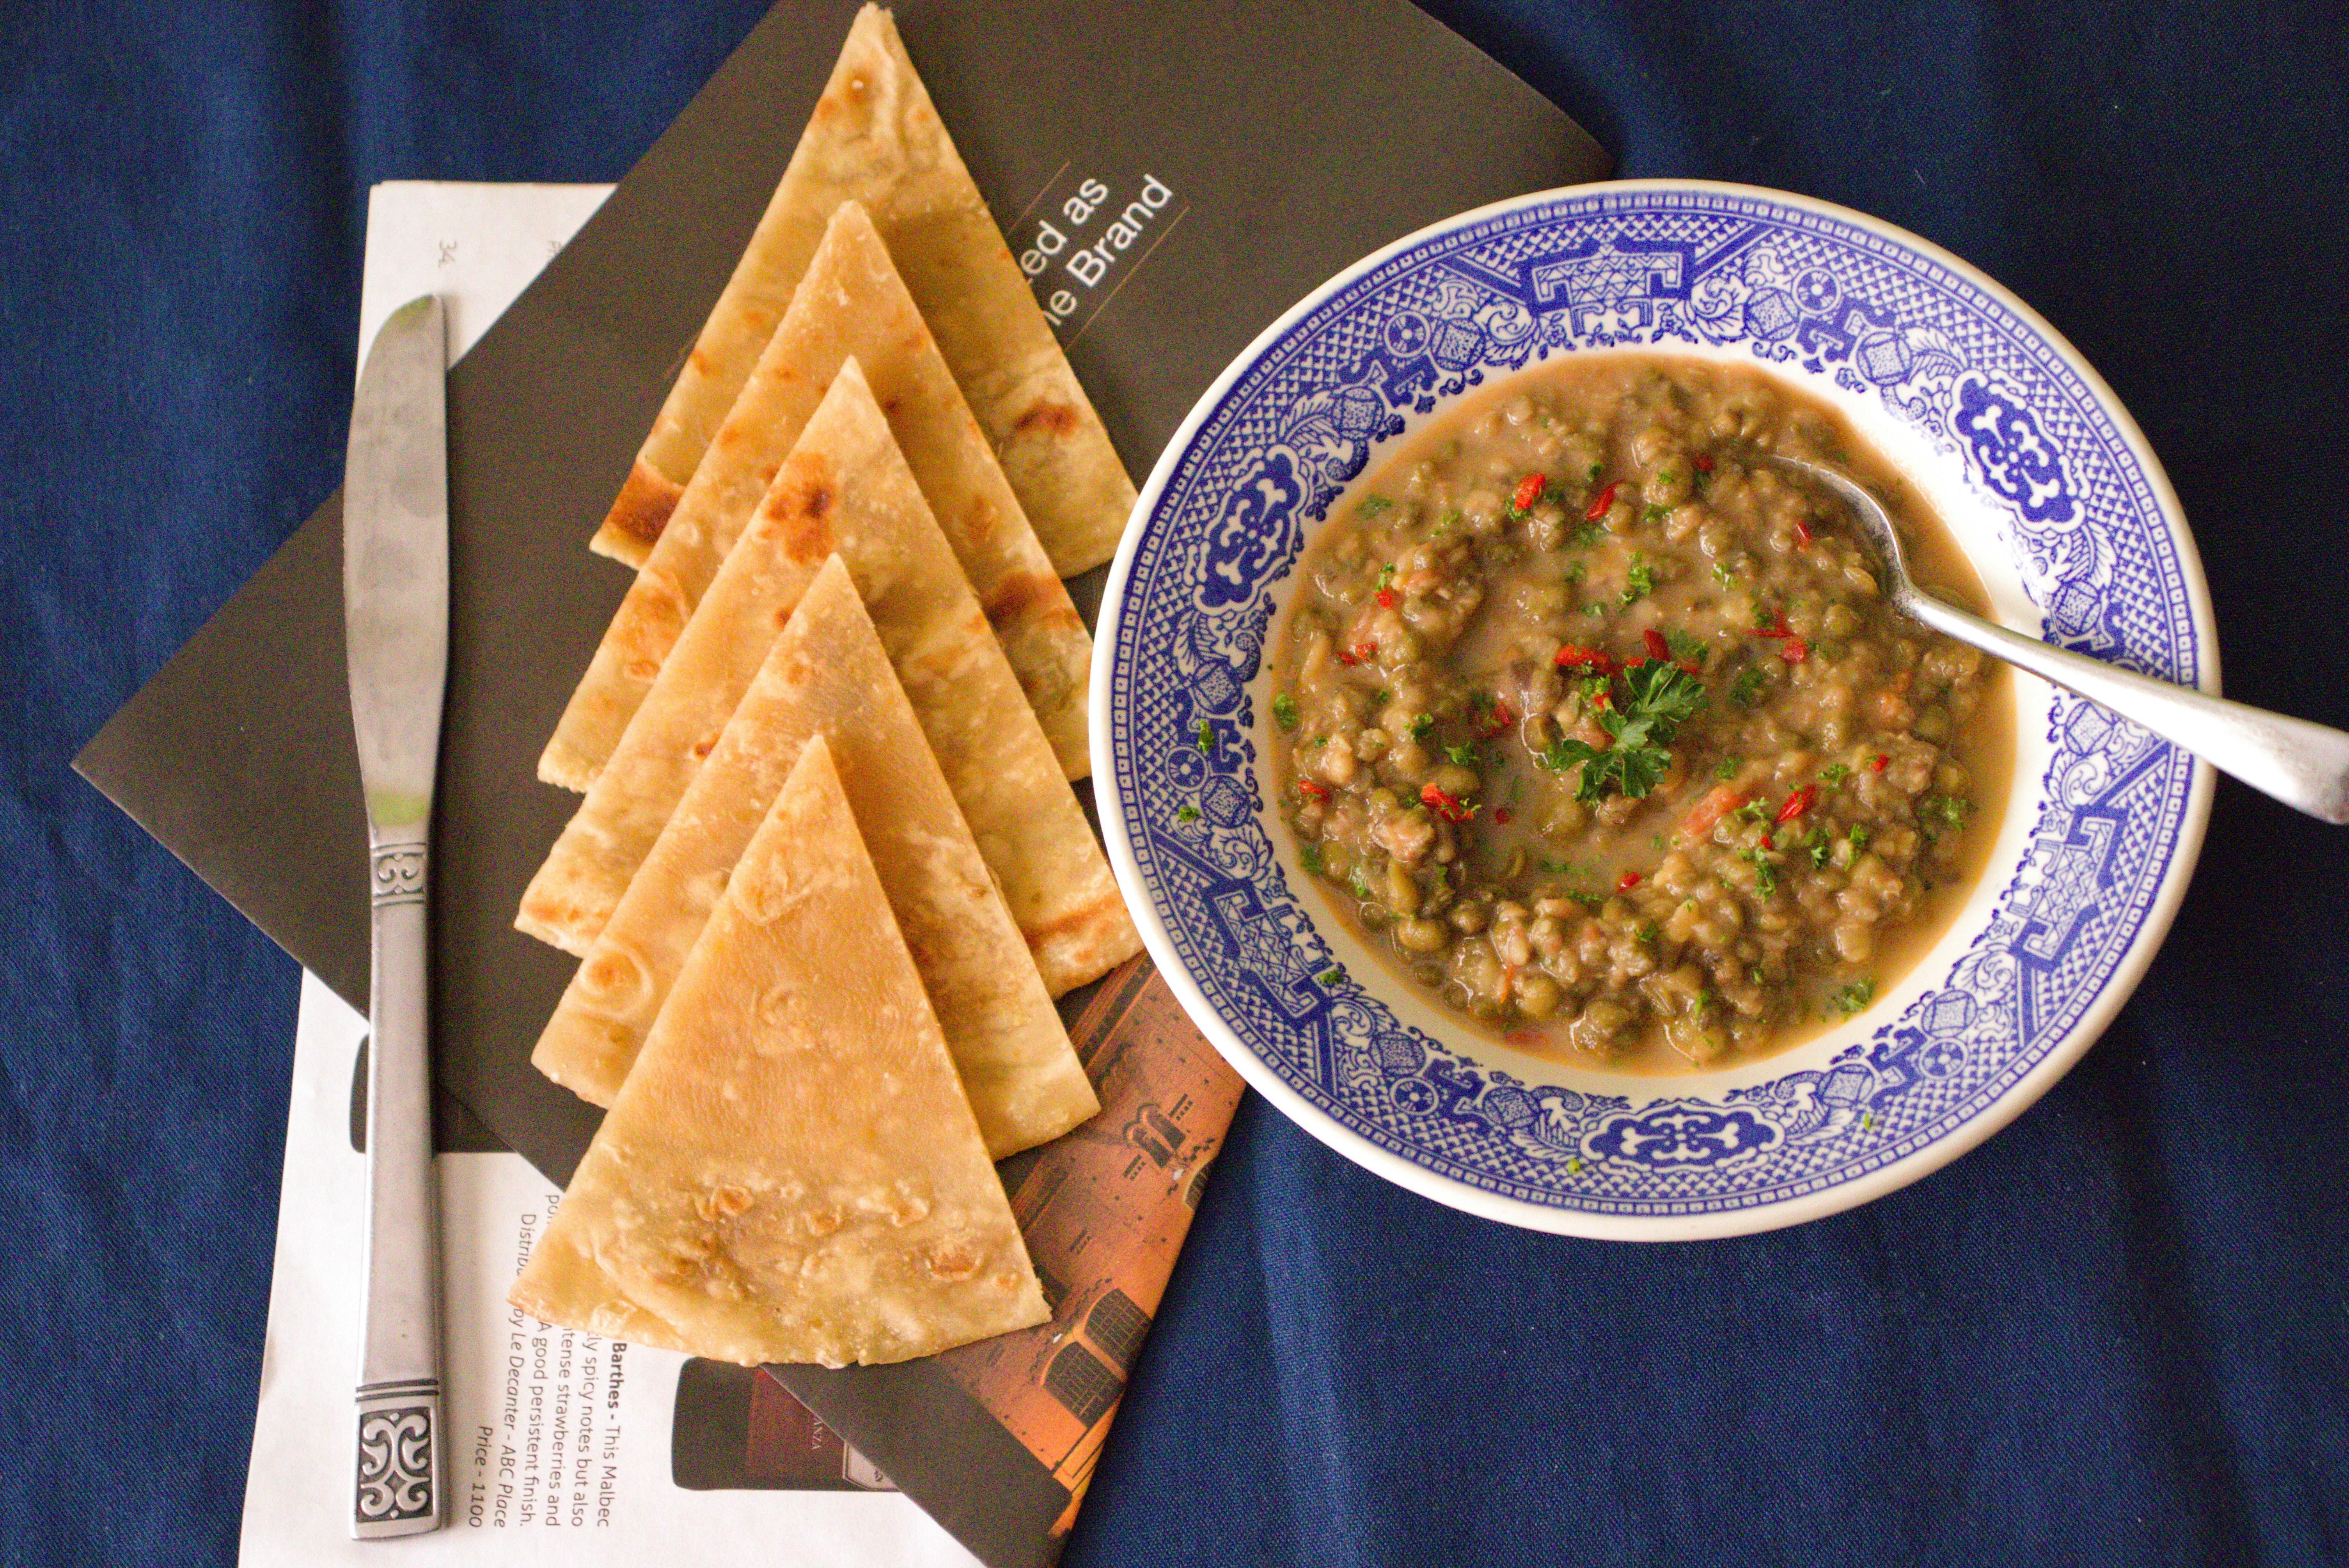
1318,967 -> 1345,986
1271,692 -> 1299,730
1821,762 -> 1852,786
1193,719 -> 1217,756
1175,804 -> 1200,823
1618,555 -> 1657,606
1300,843 -> 1324,874
1377,562 -> 1397,589
1565,559 -> 1588,585
1586,461 -> 1604,488
1641,503 -> 1671,526
1831,978 -> 1878,1017
1804,828 -> 1833,869
1730,667 -> 1769,708
1849,825 -> 1872,851
1740,846 -> 1779,896
1665,627 -> 1707,663
1712,562 -> 1736,591
1407,712 -> 1435,741
1714,756 -> 1742,781
1442,742 -> 1478,767
1359,495 -> 1393,517
1567,521 -> 1606,549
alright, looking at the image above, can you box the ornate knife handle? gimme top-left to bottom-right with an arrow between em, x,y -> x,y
353,837 -> 444,1538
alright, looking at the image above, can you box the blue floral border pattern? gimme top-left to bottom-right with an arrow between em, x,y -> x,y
1106,189 -> 2202,1216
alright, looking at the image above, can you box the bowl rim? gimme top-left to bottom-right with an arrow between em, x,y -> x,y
1091,177 -> 2216,1240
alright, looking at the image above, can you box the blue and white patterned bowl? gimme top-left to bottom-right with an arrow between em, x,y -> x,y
1090,181 -> 2213,1239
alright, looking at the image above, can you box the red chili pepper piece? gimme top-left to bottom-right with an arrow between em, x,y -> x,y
1694,454 -> 1716,473
1616,870 -> 1643,892
1872,753 -> 1889,773
1643,628 -> 1672,664
1779,638 -> 1808,663
1794,515 -> 1814,547
1584,481 -> 1620,521
1774,786 -> 1816,825
1336,642 -> 1374,667
1375,588 -> 1397,608
1554,644 -> 1617,674
1753,612 -> 1792,639
1494,807 -> 1514,825
1298,779 -> 1330,802
1474,700 -> 1515,741
1420,782 -> 1476,823
1760,834 -> 1775,851
1513,472 -> 1547,512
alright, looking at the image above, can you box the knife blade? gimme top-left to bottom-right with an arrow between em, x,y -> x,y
342,293 -> 448,1541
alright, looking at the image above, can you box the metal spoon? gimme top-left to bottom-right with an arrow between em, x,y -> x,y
1768,454 -> 2349,823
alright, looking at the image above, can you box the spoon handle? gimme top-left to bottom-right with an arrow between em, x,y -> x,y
1899,592 -> 2349,823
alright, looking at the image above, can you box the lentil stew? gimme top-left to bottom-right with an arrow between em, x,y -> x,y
1269,355 -> 2012,1072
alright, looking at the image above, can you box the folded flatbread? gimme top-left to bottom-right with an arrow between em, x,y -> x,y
538,199 -> 1089,789
533,553 -> 1098,1156
590,3 -> 1134,579
517,358 -> 1139,997
509,734 -> 1049,1369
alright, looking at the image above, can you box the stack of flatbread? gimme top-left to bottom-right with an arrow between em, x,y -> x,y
509,6 -> 1143,1369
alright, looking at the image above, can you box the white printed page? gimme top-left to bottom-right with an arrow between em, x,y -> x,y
238,182 -> 977,1568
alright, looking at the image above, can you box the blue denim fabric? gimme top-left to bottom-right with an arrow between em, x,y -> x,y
4,2 -> 2344,1565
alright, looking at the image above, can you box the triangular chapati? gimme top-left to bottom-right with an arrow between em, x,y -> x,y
533,553 -> 1098,1157
509,734 -> 1049,1368
591,3 -> 1134,579
538,200 -> 1090,790
517,358 -> 1139,998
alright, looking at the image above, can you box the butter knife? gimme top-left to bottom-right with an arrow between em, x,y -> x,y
342,294 -> 449,1540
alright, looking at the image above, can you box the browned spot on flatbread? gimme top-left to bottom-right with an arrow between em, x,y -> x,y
779,481 -> 837,562
983,570 -> 1075,628
1014,402 -> 1079,437
607,460 -> 682,547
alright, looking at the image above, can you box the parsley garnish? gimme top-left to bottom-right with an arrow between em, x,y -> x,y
1377,562 -> 1397,589
1300,843 -> 1324,874
1929,795 -> 1973,831
1359,496 -> 1392,517
1665,627 -> 1706,663
1753,601 -> 1781,632
1804,827 -> 1833,869
1831,978 -> 1878,1017
1641,503 -> 1671,526
1176,804 -> 1200,823
1849,825 -> 1872,851
1714,756 -> 1742,781
1272,692 -> 1299,730
1730,667 -> 1769,708
1821,762 -> 1852,786
1567,521 -> 1606,549
1194,719 -> 1217,756
1740,846 -> 1779,896
1565,559 -> 1588,585
1618,555 -> 1657,606
1407,713 -> 1435,741
1318,967 -> 1345,986
1540,662 -> 1707,804
1712,562 -> 1735,591
1655,470 -> 1677,490
1586,461 -> 1604,488
1442,743 -> 1477,767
